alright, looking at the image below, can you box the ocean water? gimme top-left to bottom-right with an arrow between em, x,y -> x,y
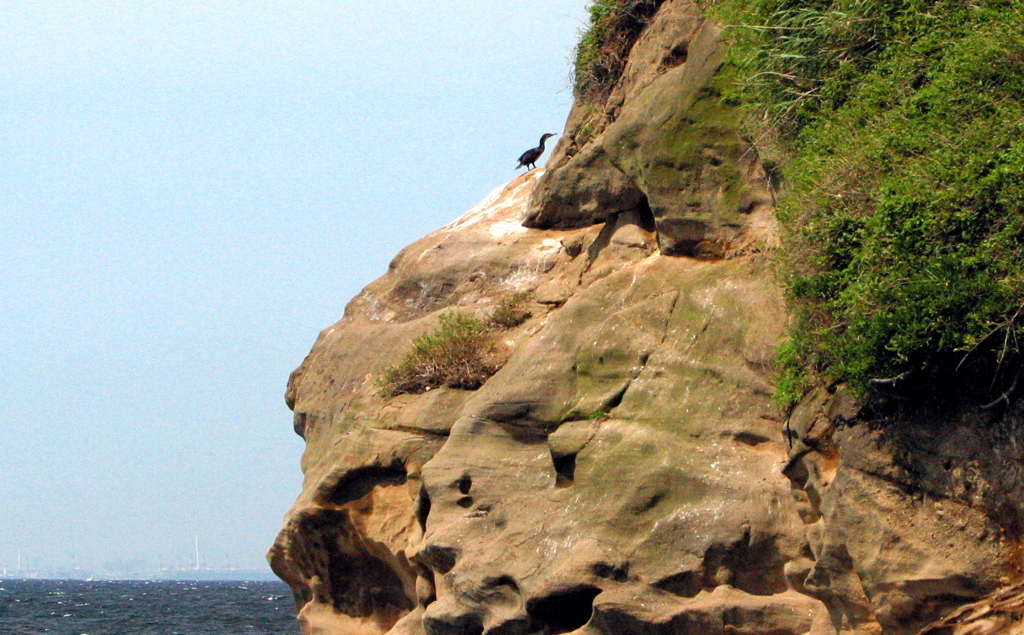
0,579 -> 300,634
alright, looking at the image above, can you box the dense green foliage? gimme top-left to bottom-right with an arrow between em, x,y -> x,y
712,0 -> 1024,403
573,0 -> 662,99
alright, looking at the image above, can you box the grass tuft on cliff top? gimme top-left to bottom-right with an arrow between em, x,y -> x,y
710,0 -> 1024,405
573,0 -> 664,100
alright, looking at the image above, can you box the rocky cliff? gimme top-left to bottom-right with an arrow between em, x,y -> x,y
268,2 -> 1024,634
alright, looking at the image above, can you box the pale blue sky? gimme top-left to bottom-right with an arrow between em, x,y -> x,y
1,2 -> 588,574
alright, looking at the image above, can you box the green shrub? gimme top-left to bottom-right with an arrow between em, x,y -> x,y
377,311 -> 500,397
487,292 -> 533,329
573,0 -> 663,100
713,0 -> 1024,404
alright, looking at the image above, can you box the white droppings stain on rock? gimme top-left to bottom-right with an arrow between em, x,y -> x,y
536,238 -> 562,256
500,262 -> 545,290
487,219 -> 529,238
443,172 -> 541,236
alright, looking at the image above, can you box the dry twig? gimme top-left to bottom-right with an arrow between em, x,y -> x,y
981,372 -> 1020,410
869,369 -> 912,386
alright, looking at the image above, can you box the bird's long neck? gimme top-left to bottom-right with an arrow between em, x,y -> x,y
538,135 -> 549,149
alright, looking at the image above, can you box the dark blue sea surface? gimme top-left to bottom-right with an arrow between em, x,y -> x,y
0,579 -> 300,634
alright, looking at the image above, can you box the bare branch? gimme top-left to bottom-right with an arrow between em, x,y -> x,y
869,370 -> 912,386
957,304 -> 1024,372
981,372 -> 1020,410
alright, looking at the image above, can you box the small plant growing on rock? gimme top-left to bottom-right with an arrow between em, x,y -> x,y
487,292 -> 533,330
377,311 -> 500,397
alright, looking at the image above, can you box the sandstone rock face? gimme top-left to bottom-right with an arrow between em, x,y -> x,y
786,389 -> 1024,635
524,0 -> 775,258
270,2 -> 1024,635
270,165 -> 809,635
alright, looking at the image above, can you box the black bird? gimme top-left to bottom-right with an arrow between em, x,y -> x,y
516,133 -> 557,171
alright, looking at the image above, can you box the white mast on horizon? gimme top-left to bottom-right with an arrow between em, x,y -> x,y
194,535 -> 200,571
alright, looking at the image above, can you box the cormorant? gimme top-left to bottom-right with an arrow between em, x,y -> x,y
516,133 -> 557,171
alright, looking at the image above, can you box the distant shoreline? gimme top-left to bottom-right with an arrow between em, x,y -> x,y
0,569 -> 281,582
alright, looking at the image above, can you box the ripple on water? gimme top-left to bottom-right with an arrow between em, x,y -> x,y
0,579 -> 299,635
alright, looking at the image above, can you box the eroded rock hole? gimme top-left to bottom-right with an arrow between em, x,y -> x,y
325,552 -> 414,619
295,510 -> 416,620
733,431 -> 771,447
654,571 -> 702,598
695,528 -> 789,596
423,612 -> 483,635
634,491 -> 665,513
451,474 -> 474,508
324,462 -> 407,506
483,575 -> 520,593
703,149 -> 723,166
454,473 -> 472,495
553,453 -> 577,488
782,455 -> 810,490
592,561 -> 629,582
527,586 -> 602,634
637,198 -> 655,232
419,544 -> 458,575
416,486 -> 431,532
662,42 -> 689,69
603,383 -> 629,412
